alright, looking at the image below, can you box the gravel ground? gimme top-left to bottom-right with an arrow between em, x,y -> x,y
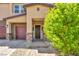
10,48 -> 56,56
0,47 -> 14,56
0,47 -> 56,56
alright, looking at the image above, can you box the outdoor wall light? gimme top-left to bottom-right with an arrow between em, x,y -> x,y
6,25 -> 8,28
37,7 -> 40,11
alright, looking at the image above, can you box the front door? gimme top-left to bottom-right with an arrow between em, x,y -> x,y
16,24 -> 26,39
35,25 -> 40,39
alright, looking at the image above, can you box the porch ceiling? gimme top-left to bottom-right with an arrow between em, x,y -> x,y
32,18 -> 44,22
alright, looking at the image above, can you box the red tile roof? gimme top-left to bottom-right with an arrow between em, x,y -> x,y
3,13 -> 26,20
23,3 -> 53,7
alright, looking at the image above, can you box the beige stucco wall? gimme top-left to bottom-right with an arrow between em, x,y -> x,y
6,15 -> 26,24
26,5 -> 49,32
0,3 -> 25,20
6,4 -> 50,40
26,5 -> 49,18
25,4 -> 49,40
0,3 -> 11,20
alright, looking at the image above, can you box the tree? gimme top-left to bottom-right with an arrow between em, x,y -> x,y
44,3 -> 79,55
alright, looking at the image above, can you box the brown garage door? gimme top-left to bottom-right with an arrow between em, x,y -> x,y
0,26 -> 6,39
16,24 -> 26,39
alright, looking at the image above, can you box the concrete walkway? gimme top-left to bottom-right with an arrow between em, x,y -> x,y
0,40 -> 57,56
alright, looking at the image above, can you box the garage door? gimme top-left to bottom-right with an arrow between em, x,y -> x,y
16,24 -> 26,39
0,26 -> 6,39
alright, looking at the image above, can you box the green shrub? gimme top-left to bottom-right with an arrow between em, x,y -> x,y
44,3 -> 79,55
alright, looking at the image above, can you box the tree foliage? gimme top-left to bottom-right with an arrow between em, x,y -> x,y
44,3 -> 79,55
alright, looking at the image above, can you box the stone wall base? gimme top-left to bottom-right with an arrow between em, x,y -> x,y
26,33 -> 32,40
6,33 -> 12,40
26,33 -> 32,48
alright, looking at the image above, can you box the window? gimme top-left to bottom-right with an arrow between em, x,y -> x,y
14,5 -> 19,13
13,4 -> 25,14
21,5 -> 24,13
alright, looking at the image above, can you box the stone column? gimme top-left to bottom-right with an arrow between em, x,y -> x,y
26,16 -> 32,47
26,17 -> 32,41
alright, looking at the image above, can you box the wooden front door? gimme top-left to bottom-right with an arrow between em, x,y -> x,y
16,24 -> 26,39
35,25 -> 40,39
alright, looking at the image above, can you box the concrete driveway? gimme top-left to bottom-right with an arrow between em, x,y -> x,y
0,40 -> 27,48
0,40 -> 50,48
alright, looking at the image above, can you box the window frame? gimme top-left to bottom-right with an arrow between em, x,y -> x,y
13,4 -> 24,14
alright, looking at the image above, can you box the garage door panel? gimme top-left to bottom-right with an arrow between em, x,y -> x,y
16,24 -> 26,39
0,26 -> 6,39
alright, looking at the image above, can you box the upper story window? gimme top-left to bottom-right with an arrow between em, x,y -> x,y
13,4 -> 25,14
15,5 -> 19,13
